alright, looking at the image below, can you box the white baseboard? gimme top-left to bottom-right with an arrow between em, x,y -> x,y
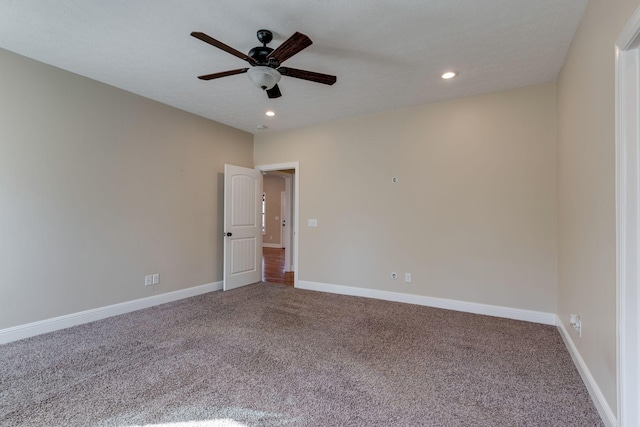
556,317 -> 616,427
0,281 -> 223,345
296,281 -> 556,325
262,243 -> 282,249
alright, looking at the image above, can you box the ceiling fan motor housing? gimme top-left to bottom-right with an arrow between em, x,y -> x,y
248,46 -> 274,65
250,30 -> 280,67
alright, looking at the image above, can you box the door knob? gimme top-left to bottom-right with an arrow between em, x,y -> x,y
225,232 -> 233,237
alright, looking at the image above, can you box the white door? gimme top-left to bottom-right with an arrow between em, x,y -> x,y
223,164 -> 262,291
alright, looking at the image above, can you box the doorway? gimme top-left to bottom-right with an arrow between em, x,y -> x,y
256,162 -> 299,287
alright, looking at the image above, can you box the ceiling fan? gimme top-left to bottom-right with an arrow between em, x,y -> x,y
191,29 -> 337,99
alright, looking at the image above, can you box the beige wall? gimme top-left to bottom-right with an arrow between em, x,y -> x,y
0,48 -> 253,329
255,83 -> 558,313
263,175 -> 286,246
557,0 -> 640,413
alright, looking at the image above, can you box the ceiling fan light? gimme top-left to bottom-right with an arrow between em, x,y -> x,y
247,66 -> 281,90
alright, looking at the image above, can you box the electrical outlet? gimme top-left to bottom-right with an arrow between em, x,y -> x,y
405,273 -> 412,283
152,274 -> 159,285
144,275 -> 153,286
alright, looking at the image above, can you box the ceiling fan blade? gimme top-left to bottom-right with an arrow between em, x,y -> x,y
266,32 -> 312,64
278,67 -> 337,85
191,32 -> 256,64
197,68 -> 249,80
266,84 -> 282,99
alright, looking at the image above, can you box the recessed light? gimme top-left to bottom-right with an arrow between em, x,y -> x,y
441,71 -> 457,80
265,111 -> 275,117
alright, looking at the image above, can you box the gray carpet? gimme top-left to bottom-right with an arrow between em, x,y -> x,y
1,283 -> 603,426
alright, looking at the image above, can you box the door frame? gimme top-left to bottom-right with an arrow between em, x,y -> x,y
280,190 -> 288,253
256,162 -> 299,287
615,5 -> 640,426
282,176 -> 293,270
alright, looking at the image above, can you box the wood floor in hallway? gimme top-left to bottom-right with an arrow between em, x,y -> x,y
262,247 -> 294,285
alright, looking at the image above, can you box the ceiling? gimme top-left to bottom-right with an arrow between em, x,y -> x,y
0,1 -> 588,134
